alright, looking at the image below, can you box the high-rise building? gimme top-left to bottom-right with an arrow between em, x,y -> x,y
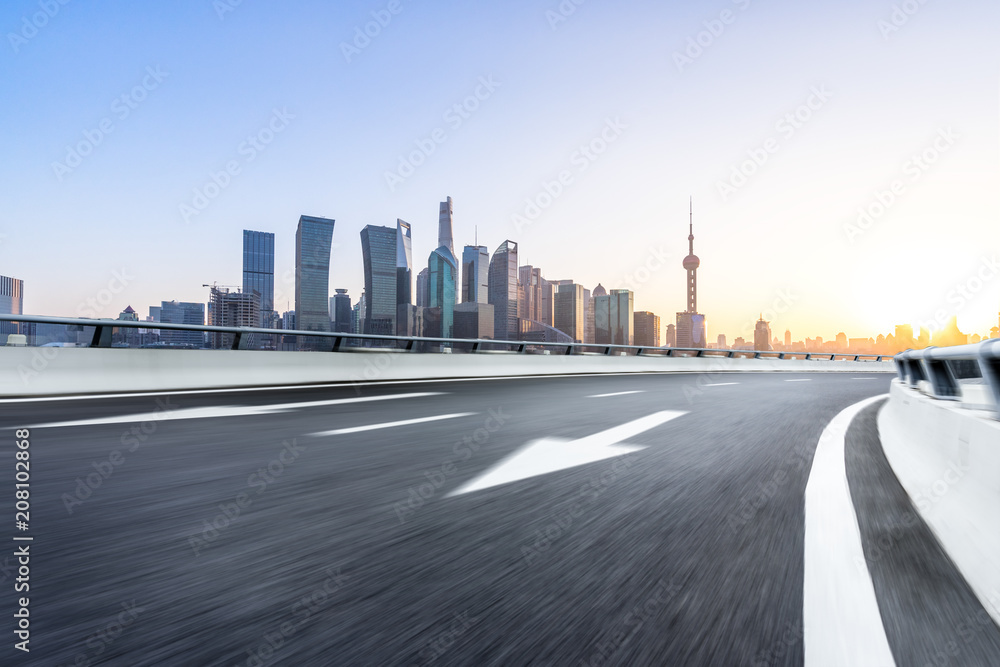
208,286 -> 260,349
160,301 -> 205,348
836,331 -> 849,349
519,266 -> 543,323
454,302 -> 494,339
784,329 -> 791,348
396,220 -> 412,310
332,289 -> 353,333
462,245 -> 489,304
428,246 -> 458,338
540,279 -> 559,326
634,311 -> 661,347
416,268 -> 430,308
360,224 -> 397,335
675,199 -> 707,348
0,275 -> 24,345
488,240 -> 518,340
665,323 -> 676,347
294,215 -> 335,348
610,289 -> 634,345
754,314 -> 772,351
717,333 -> 727,349
438,196 -> 456,256
554,283 -> 585,342
242,230 -> 274,327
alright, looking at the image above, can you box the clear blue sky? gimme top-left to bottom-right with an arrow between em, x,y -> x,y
1,0 -> 997,340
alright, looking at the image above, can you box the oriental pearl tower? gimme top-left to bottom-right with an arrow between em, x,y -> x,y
675,197 -> 706,348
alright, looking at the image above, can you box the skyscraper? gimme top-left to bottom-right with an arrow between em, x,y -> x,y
462,245 -> 489,304
360,224 -> 397,335
634,311 -> 661,347
665,323 -> 676,347
784,329 -> 791,348
519,266 -> 543,323
242,230 -> 274,327
438,196 -> 456,256
554,283 -> 585,342
396,220 -> 412,310
676,200 -> 707,348
754,314 -> 772,351
294,215 -> 335,348
610,289 -> 634,345
208,286 -> 260,349
160,300 -> 205,348
488,240 -> 519,340
332,288 -> 353,333
428,246 -> 458,338
416,268 -> 430,307
0,275 -> 24,345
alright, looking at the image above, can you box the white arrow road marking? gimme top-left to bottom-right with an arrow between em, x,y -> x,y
446,410 -> 687,497
587,390 -> 644,398
29,392 -> 445,428
804,394 -> 894,666
310,413 -> 475,436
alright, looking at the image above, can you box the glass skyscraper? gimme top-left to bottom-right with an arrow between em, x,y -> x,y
428,246 -> 458,338
462,245 -> 489,304
396,219 -> 412,312
610,289 -> 634,346
294,215 -> 335,349
360,224 -> 397,335
488,240 -> 518,341
160,300 -> 205,348
242,230 -> 274,327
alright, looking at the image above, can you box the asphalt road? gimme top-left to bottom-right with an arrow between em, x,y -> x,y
0,371 -> 990,666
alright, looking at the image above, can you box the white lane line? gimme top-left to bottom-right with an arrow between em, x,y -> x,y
853,378 -> 877,380
786,379 -> 812,382
447,410 -> 687,497
310,412 -> 475,436
587,390 -> 644,398
703,382 -> 739,387
28,392 -> 444,429
804,394 -> 894,667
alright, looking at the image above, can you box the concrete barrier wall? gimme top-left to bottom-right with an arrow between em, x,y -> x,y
3,346 -> 894,397
879,380 -> 1000,625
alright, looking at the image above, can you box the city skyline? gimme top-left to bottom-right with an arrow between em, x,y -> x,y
2,2 -> 996,341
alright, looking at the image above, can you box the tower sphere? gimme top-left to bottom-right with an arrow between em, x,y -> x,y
683,254 -> 700,270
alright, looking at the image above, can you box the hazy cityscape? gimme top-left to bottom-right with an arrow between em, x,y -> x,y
2,194 -> 994,355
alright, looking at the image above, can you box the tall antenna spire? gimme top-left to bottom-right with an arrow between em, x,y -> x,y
475,225 -> 478,247
688,196 -> 695,256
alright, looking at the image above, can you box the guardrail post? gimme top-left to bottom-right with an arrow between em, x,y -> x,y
565,344 -> 574,355
89,325 -> 111,348
472,341 -> 480,353
404,339 -> 415,351
923,358 -> 960,399
753,351 -> 761,359
331,336 -> 342,352
978,345 -> 1000,419
517,344 -> 526,354
230,332 -> 242,350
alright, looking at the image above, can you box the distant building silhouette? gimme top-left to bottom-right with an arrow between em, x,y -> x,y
295,215 -> 335,349
416,268 -> 429,307
554,283 -> 585,342
717,333 -> 727,349
396,220 -> 413,311
754,314 -> 771,351
665,323 -> 676,347
676,199 -> 706,348
454,302 -> 494,339
332,289 -> 352,333
0,274 -> 24,345
461,245 -> 489,304
243,230 -> 274,327
160,300 -> 205,348
634,311 -> 660,347
488,240 -> 518,340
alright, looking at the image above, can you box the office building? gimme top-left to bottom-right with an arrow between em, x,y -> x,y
610,289 -> 634,346
554,283 -> 585,342
295,215 -> 335,349
0,275 -> 24,345
784,329 -> 791,348
242,230 -> 274,327
462,245 -> 489,304
717,333 -> 727,349
754,314 -> 772,351
428,246 -> 458,338
397,304 -> 442,338
360,224 -> 397,335
634,311 -> 660,347
488,240 -> 519,340
160,301 -> 205,348
396,220 -> 412,310
208,286 -> 260,349
665,323 -> 676,347
416,268 -> 429,307
519,266 -> 543,323
454,302 -> 494,340
331,289 -> 353,333
675,199 -> 707,348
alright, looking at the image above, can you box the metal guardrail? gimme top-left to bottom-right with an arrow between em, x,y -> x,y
894,342 -> 1000,418
0,313 -> 894,361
